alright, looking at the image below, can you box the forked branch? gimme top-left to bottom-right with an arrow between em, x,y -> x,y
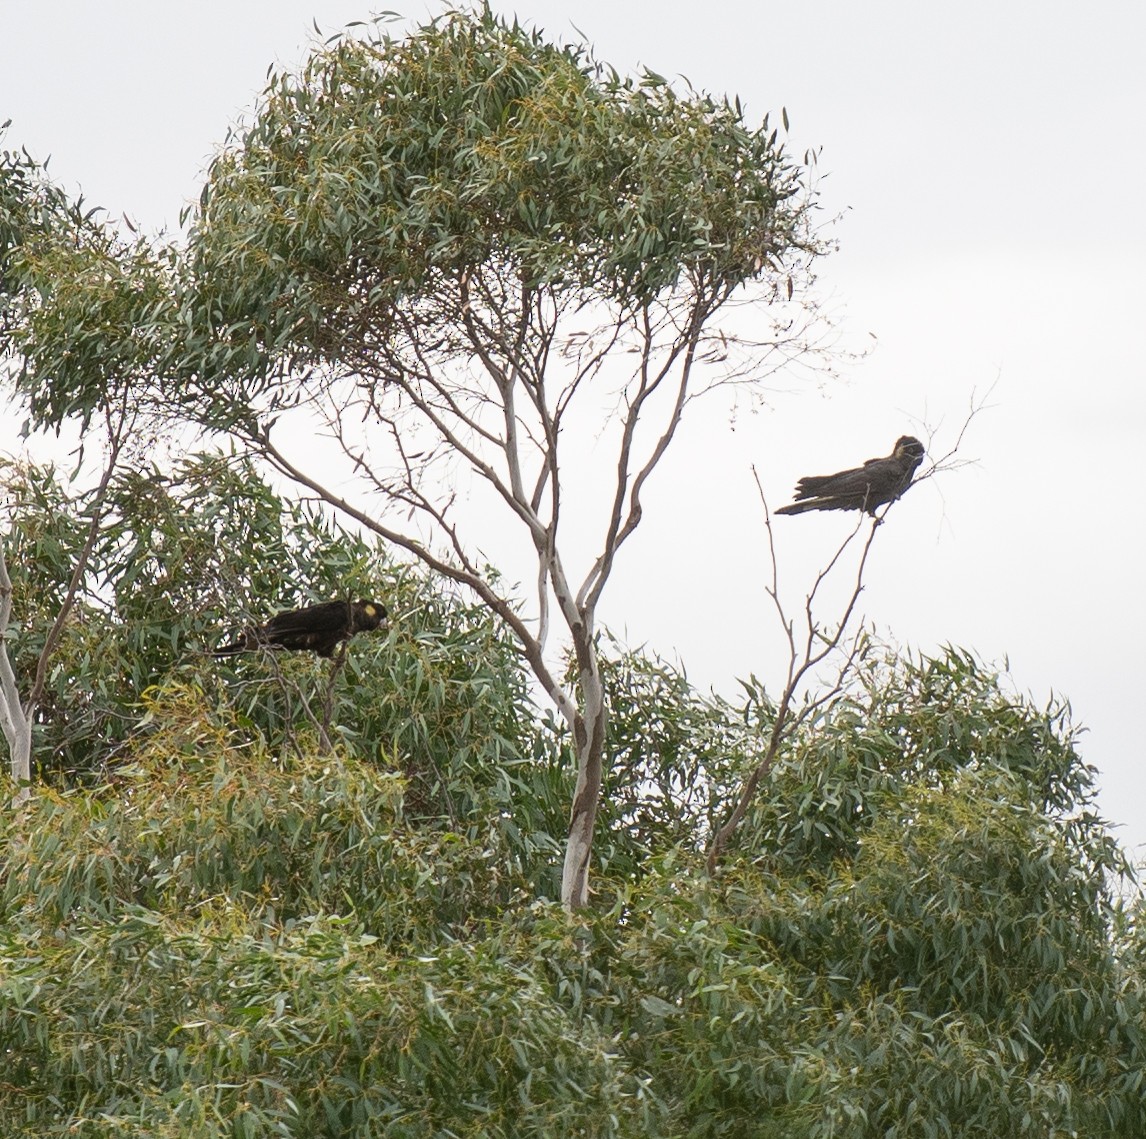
705,478 -> 884,875
706,396 -> 984,873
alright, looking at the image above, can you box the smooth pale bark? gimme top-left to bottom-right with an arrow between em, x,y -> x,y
560,651 -> 607,909
0,538 -> 32,804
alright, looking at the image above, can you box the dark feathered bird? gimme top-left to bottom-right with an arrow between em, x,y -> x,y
776,436 -> 926,516
214,600 -> 387,658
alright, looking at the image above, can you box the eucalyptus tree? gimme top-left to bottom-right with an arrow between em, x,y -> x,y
173,8 -> 826,908
3,10 -> 827,905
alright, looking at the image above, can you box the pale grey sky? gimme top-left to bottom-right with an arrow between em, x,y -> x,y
3,1 -> 1144,860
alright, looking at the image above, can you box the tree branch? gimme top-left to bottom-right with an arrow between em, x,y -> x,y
256,429 -> 581,731
0,538 -> 25,755
578,288 -> 717,612
705,477 -> 885,875
26,427 -> 124,713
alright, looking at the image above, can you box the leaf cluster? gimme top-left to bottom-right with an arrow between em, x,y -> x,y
0,134 -> 177,430
0,749 -> 634,1136
0,454 -> 534,800
184,6 -> 812,395
3,597 -> 1145,1135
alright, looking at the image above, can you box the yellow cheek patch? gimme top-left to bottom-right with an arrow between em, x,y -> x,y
364,604 -> 378,618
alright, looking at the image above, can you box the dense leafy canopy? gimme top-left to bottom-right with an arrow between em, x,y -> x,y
3,7 -> 814,430
1,459 -> 1143,1135
184,7 -> 808,396
0,134 -> 176,429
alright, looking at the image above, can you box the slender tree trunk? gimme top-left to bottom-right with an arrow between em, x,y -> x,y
0,538 -> 33,804
560,709 -> 606,910
560,643 -> 607,910
8,724 -> 32,806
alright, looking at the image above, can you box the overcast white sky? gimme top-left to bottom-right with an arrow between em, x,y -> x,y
3,1 -> 1144,861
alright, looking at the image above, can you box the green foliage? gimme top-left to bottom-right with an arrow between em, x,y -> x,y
5,8 -> 815,430
736,646 -> 1116,879
0,454 -> 546,811
530,649 -> 1146,1137
2,8 -> 824,921
2,877 -> 631,1139
2,453 -> 324,776
587,639 -> 749,880
0,135 -> 177,430
0,676 -> 640,1137
3,695 -> 509,949
2,19 -> 1143,1133
181,5 -> 812,403
3,633 -> 1143,1136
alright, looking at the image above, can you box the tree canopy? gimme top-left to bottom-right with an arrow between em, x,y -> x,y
1,10 -> 1143,1134
184,7 -> 809,393
1,524 -> 1142,1134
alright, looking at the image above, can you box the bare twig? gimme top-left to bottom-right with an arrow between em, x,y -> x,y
914,380 -> 997,482
705,396 -> 985,874
705,475 -> 885,876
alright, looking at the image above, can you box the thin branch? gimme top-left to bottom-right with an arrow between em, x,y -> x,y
707,390 -> 986,871
26,417 -> 126,712
915,379 -> 997,482
578,288 -> 718,612
378,365 -> 551,549
2,396 -> 132,803
705,477 -> 886,876
0,537 -> 24,754
318,643 -> 350,749
256,429 -> 580,731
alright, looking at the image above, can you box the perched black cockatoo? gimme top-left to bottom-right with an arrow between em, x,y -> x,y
776,436 -> 925,517
214,600 -> 387,658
